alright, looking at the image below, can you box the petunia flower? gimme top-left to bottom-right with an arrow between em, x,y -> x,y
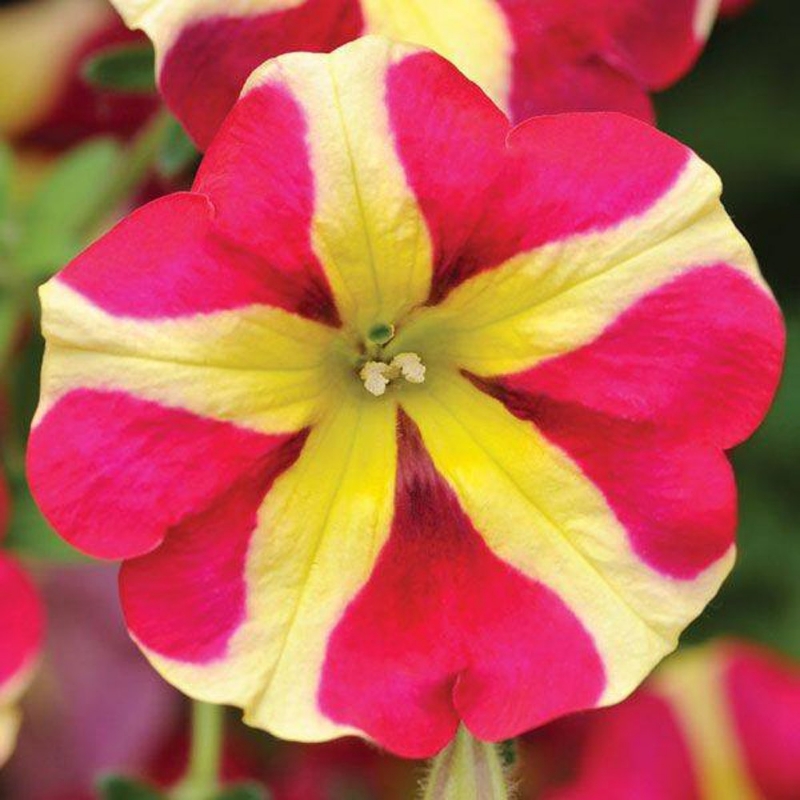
540,640 -> 800,800
0,476 -> 45,768
27,37 -> 784,757
0,0 -> 157,149
109,0 -> 723,148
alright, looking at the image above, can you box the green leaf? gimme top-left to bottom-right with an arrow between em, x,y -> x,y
16,138 -> 122,279
214,784 -> 268,800
0,139 -> 12,222
4,473 -> 89,563
97,776 -> 165,800
83,44 -> 157,94
0,293 -> 15,364
157,116 -> 199,179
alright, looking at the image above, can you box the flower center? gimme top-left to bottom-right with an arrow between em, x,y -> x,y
357,323 -> 426,397
359,353 -> 426,397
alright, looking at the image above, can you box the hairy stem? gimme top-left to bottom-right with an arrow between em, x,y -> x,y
421,727 -> 513,800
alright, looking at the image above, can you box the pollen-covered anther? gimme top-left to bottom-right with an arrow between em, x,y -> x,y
393,352 -> 426,384
360,361 -> 392,397
359,353 -> 426,397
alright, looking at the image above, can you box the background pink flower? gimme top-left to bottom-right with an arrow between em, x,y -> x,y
0,483 -> 44,768
1,565 -> 181,800
109,0 -> 723,147
535,640 -> 800,800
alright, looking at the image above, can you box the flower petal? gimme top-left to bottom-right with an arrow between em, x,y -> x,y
655,645 -> 763,799
0,554 -> 44,768
238,37 -> 435,333
395,119 -> 782,448
59,191 -> 336,324
0,555 -> 43,698
400,373 -> 733,721
0,705 -> 21,770
125,395 -> 398,745
514,265 -> 784,449
498,0 -> 719,123
360,0 -> 514,113
490,392 -> 737,579
541,692 -> 701,800
724,644 -> 800,798
504,46 -> 656,125
28,391 -> 301,560
37,276 -> 336,436
319,413 -> 605,757
544,641 -> 800,800
598,0 -> 719,89
112,0 -> 364,148
384,50 -> 511,302
394,112 -> 696,307
111,0 -> 717,146
29,189 -> 342,560
120,432 -> 307,664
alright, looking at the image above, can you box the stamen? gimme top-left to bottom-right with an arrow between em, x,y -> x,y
392,353 -> 426,384
360,361 -> 392,397
358,352 -> 426,396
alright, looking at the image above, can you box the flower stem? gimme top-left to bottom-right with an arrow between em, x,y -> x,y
421,727 -> 512,800
172,701 -> 224,800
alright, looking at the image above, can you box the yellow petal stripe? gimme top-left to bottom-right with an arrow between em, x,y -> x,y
394,156 -> 767,378
243,37 -> 434,335
695,0 -> 722,40
109,0 -> 305,55
400,371 -> 733,709
138,390 -> 398,743
655,645 -> 761,800
0,704 -> 21,768
37,278 -> 337,434
360,0 -> 513,115
0,666 -> 35,769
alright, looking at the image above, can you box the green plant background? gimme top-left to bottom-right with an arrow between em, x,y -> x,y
656,0 -> 800,658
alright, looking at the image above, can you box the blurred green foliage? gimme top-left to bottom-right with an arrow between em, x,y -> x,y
656,0 -> 800,657
97,776 -> 268,800
0,138 -> 128,562
98,776 -> 165,800
83,43 -> 158,94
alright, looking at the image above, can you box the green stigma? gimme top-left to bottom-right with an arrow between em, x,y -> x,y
367,323 -> 395,346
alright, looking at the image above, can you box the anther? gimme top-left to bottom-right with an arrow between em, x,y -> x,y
360,361 -> 392,397
358,352 -> 427,397
392,353 -> 426,384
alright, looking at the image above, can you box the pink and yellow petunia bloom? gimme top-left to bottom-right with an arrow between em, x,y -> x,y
27,37 -> 783,757
0,475 -> 45,768
110,0 -> 722,148
542,640 -> 800,800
